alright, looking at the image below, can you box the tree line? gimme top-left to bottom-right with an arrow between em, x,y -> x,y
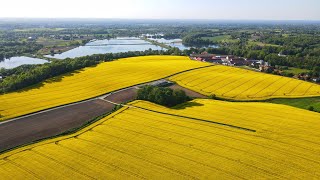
1,34 -> 320,93
0,49 -> 179,93
182,33 -> 214,47
0,41 -> 43,60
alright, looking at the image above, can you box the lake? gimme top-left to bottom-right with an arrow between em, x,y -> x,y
0,56 -> 49,69
45,37 -> 163,59
148,38 -> 219,50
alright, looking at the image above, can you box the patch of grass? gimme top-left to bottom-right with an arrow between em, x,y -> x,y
36,37 -> 81,47
36,37 -> 85,55
268,97 -> 320,113
248,40 -> 280,47
202,35 -> 238,43
13,28 -> 65,32
209,28 -> 220,32
283,67 -> 309,75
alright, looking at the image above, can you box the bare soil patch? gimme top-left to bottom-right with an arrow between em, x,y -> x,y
0,84 -> 206,153
105,88 -> 138,104
0,99 -> 113,152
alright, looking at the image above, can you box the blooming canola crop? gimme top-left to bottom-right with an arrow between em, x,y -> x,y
0,56 -> 207,121
169,65 -> 320,100
0,99 -> 319,179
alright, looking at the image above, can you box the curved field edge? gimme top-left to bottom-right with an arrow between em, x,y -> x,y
0,109 -> 112,154
2,99 -> 319,157
0,56 -> 211,121
169,65 -> 320,101
0,105 -> 129,157
0,99 -> 319,179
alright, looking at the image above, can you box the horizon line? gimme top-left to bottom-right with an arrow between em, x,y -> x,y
0,17 -> 320,22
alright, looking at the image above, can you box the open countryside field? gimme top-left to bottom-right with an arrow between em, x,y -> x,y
248,40 -> 281,47
0,99 -> 319,179
0,56 -> 208,121
202,35 -> 231,42
202,35 -> 240,43
268,96 -> 320,112
283,67 -> 310,75
0,83 -> 206,153
169,65 -> 320,100
0,99 -> 114,152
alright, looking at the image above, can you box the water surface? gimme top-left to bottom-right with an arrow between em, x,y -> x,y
149,38 -> 219,50
45,37 -> 163,59
0,56 -> 49,69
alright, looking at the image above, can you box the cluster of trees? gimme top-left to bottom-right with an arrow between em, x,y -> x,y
0,58 -> 99,93
189,40 -> 320,71
177,27 -> 320,72
272,67 -> 320,80
262,35 -> 320,49
311,66 -> 320,77
137,85 -> 190,107
182,33 -> 216,47
0,41 -> 43,60
264,54 -> 320,70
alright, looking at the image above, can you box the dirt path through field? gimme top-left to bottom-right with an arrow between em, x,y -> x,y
0,82 -> 206,153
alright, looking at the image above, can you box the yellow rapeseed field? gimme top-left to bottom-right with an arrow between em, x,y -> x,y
0,56 -> 208,121
0,99 -> 319,179
169,65 -> 320,100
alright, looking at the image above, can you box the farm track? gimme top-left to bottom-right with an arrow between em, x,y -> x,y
0,81 -> 206,153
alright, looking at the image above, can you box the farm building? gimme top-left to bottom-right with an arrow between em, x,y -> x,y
190,53 -> 269,67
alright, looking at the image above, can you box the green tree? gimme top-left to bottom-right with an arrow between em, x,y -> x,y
137,85 -> 190,107
308,106 -> 314,111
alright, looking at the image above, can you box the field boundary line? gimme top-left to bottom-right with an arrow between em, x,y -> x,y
99,99 -> 256,132
131,105 -> 256,132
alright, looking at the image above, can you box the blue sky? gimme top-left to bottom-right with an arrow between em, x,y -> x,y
1,0 -> 319,20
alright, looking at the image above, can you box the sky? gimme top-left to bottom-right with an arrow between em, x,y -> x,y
0,0 -> 319,20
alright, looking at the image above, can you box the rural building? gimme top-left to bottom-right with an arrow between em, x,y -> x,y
206,57 -> 223,64
247,59 -> 268,67
27,36 -> 35,41
190,53 -> 270,68
221,56 -> 246,66
312,78 -> 320,82
259,64 -> 273,72
190,52 -> 216,61
278,52 -> 287,57
229,58 -> 247,66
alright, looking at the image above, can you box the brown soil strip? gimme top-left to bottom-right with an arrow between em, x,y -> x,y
105,88 -> 138,104
0,84 -> 206,153
0,99 -> 113,152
